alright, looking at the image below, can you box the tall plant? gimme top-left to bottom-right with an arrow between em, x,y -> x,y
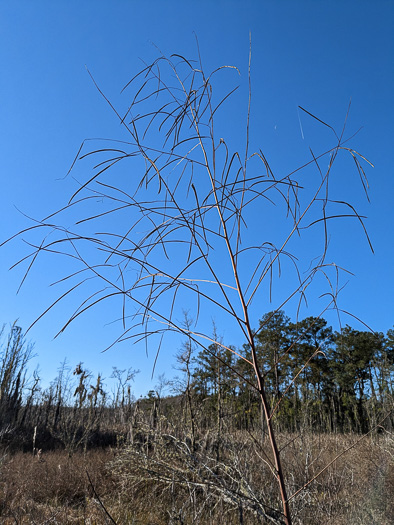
4,43 -> 375,523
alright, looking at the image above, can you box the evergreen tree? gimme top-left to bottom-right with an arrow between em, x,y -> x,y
333,327 -> 383,432
288,317 -> 334,429
255,311 -> 292,402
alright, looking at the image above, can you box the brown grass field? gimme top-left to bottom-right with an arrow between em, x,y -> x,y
0,430 -> 392,524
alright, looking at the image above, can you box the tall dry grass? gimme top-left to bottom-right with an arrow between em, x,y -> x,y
0,430 -> 392,524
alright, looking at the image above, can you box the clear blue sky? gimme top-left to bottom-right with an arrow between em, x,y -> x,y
1,1 -> 393,397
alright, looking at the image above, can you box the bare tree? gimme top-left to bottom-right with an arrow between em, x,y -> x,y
173,311 -> 197,450
3,41 -> 375,523
0,323 -> 35,436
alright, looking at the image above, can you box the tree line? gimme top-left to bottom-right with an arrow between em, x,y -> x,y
186,311 -> 394,434
0,322 -> 139,453
1,312 -> 393,456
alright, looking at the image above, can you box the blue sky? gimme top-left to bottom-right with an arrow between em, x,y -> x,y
1,1 -> 393,397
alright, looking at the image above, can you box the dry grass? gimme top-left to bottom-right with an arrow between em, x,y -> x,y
281,432 -> 393,524
0,431 -> 392,524
0,449 -> 115,523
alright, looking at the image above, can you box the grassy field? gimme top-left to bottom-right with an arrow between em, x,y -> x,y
1,430 -> 392,524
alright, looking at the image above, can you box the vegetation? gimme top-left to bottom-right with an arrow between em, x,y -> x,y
192,311 -> 394,435
2,45 -> 392,523
0,315 -> 393,523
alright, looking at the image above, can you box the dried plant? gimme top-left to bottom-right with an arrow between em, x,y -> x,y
0,323 -> 36,439
3,40 -> 377,523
